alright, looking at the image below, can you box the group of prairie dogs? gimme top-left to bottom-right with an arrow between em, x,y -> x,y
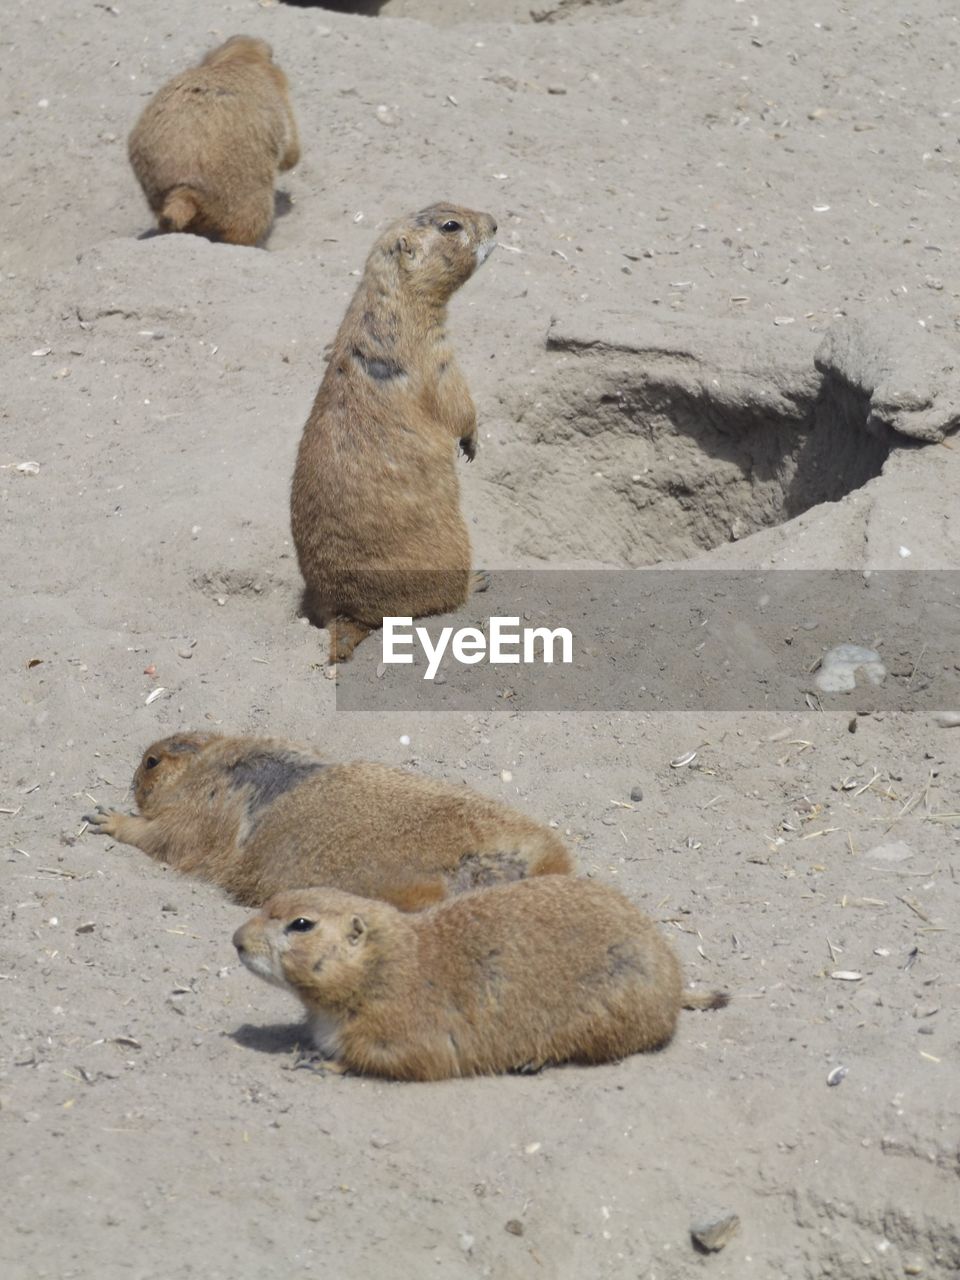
87,733 -> 726,1081
129,35 -> 497,665
117,40 -> 728,1079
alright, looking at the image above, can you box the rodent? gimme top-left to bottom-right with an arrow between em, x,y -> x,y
83,732 -> 572,909
290,202 -> 498,664
233,878 -> 729,1080
128,35 -> 300,246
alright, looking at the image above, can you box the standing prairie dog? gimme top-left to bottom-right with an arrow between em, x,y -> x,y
83,732 -> 572,909
290,202 -> 497,664
234,879 -> 728,1080
128,35 -> 300,246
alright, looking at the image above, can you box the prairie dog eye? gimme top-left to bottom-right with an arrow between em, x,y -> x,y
440,219 -> 463,233
285,918 -> 316,934
145,756 -> 160,770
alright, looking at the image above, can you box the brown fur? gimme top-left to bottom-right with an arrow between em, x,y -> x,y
290,202 -> 498,663
83,732 -> 572,909
233,879 -> 728,1080
128,36 -> 300,246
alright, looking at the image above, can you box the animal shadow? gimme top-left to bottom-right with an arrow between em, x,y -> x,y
230,1020 -> 308,1055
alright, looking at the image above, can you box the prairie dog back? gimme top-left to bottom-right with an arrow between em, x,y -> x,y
128,35 -> 300,246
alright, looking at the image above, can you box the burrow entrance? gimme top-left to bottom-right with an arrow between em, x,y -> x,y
488,340 -> 892,565
280,0 -> 629,22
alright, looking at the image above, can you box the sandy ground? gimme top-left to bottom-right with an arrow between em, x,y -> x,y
2,1 -> 959,1277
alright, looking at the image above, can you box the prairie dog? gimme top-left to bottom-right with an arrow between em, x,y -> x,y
128,35 -> 300,246
234,879 -> 728,1080
290,202 -> 497,663
84,733 -> 572,909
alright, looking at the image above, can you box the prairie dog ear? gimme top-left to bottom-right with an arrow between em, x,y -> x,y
347,915 -> 366,945
396,233 -> 419,264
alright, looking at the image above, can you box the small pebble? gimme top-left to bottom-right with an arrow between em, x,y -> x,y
500,769 -> 513,783
629,785 -> 643,802
691,1212 -> 740,1252
505,1219 -> 524,1237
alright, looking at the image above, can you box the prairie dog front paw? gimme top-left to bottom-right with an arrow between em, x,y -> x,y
83,805 -> 126,839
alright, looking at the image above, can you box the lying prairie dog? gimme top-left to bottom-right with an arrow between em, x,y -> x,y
233,878 -> 728,1080
85,732 -> 572,909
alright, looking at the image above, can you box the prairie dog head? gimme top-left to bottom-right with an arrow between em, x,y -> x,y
233,889 -> 397,1010
202,35 -> 275,70
383,203 -> 498,300
132,732 -> 216,811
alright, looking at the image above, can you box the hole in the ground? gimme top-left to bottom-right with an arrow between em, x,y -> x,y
279,0 -> 387,13
277,0 -> 631,21
491,344 -> 892,565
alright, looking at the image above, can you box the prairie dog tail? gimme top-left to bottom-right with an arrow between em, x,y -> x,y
682,989 -> 730,1012
160,187 -> 200,232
